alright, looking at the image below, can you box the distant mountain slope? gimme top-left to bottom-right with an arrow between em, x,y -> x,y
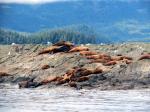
0,1 -> 150,42
0,1 -> 149,32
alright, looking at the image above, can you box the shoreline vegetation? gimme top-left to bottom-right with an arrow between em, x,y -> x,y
1,24 -> 149,45
0,25 -> 109,45
0,41 -> 150,90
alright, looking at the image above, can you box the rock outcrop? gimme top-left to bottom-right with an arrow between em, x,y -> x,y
0,42 -> 150,90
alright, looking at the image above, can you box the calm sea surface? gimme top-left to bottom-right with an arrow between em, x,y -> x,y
0,84 -> 150,112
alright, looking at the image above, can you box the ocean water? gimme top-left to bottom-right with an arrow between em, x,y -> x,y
0,84 -> 150,112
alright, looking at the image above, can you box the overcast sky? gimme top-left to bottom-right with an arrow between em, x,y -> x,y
0,0 -> 67,4
0,0 -> 142,4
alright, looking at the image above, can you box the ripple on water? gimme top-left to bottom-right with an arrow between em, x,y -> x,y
0,85 -> 150,112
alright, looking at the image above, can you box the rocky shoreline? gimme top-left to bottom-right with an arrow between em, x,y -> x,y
0,42 -> 150,90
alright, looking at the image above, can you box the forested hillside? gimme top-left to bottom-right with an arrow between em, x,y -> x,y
0,25 -> 111,44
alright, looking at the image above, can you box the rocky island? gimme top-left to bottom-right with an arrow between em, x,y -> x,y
0,41 -> 150,90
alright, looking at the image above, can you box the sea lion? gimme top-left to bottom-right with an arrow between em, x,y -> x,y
86,54 -> 111,60
86,54 -> 103,60
52,45 -> 72,53
40,76 -> 59,84
138,54 -> 150,60
112,56 -> 132,61
104,60 -> 117,66
89,59 -> 108,64
69,46 -> 89,52
53,41 -> 74,47
38,46 -> 60,55
72,67 -> 103,78
38,44 -> 72,55
79,51 -> 97,56
102,55 -> 112,61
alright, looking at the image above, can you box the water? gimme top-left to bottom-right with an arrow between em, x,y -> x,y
0,84 -> 150,112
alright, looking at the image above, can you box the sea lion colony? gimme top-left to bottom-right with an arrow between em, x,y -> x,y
15,41 -> 150,89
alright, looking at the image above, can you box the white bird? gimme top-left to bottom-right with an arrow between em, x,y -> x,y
11,43 -> 16,46
47,41 -> 52,45
8,52 -> 11,55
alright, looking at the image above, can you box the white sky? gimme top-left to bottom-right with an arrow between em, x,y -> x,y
0,0 -> 67,4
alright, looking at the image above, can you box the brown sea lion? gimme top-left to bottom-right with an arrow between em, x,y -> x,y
69,46 -> 89,52
53,41 -> 74,47
79,51 -> 97,56
41,76 -> 60,84
138,54 -> 150,60
111,56 -> 123,61
86,54 -> 103,60
102,55 -> 112,61
38,44 -> 72,55
100,53 -> 110,58
86,54 -> 111,60
104,60 -> 117,66
72,67 -> 103,78
89,59 -> 108,64
112,56 -> 133,61
38,46 -> 60,55
52,45 -> 72,53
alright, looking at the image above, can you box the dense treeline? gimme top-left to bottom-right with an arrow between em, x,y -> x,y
0,25 -> 111,44
0,29 -> 29,44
